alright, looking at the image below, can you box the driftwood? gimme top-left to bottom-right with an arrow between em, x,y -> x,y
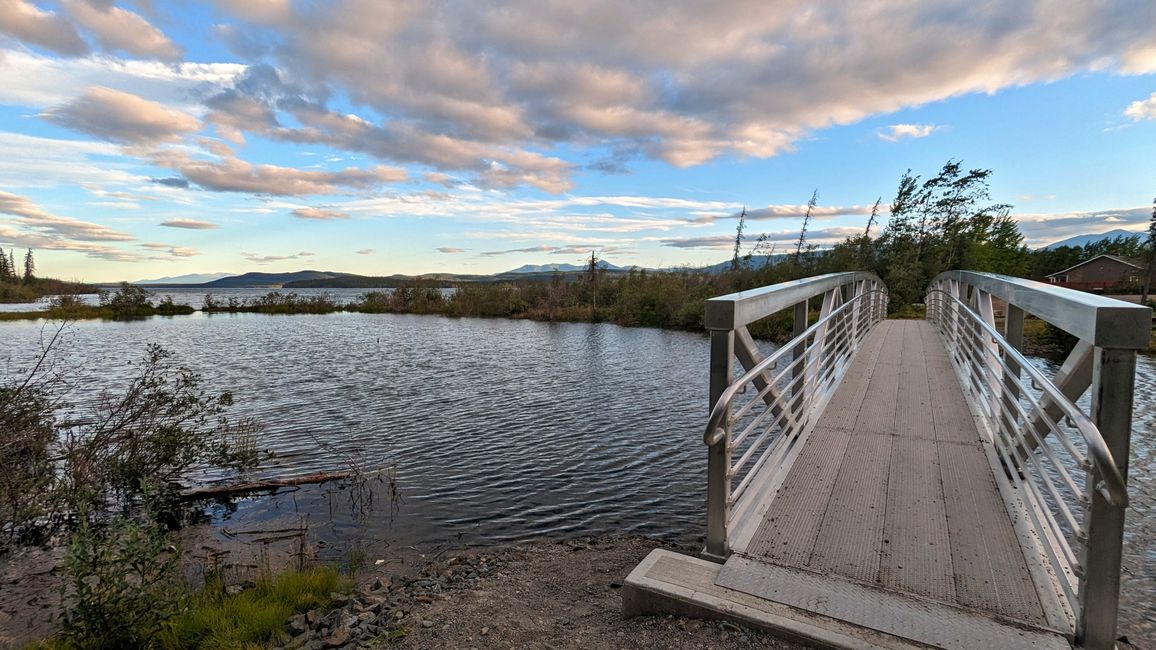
180,470 -> 355,500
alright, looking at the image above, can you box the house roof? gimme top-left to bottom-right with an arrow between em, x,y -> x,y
1045,253 -> 1145,278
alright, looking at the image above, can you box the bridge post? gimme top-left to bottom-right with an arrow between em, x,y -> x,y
705,328 -> 734,560
1078,347 -> 1135,649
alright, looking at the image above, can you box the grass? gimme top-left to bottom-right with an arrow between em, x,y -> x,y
29,566 -> 351,650
155,567 -> 351,650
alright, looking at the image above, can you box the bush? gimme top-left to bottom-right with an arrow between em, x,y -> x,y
98,283 -> 153,319
58,516 -> 183,649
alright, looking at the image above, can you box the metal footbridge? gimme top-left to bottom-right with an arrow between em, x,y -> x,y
624,271 -> 1150,650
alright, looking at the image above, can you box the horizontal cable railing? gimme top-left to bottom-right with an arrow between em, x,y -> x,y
702,273 -> 888,558
925,271 -> 1149,649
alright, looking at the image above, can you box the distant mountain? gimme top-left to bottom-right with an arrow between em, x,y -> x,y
1042,229 -> 1140,250
201,270 -> 352,288
136,272 -> 235,285
499,261 -> 625,275
697,254 -> 792,274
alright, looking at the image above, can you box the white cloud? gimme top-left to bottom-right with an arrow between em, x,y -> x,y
878,123 -> 939,142
1124,92 -> 1156,121
0,49 -> 244,109
0,190 -> 143,261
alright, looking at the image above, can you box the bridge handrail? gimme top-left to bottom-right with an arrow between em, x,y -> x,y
705,271 -> 883,331
933,270 -> 1150,348
703,289 -> 888,446
925,271 -> 1149,648
702,272 -> 888,560
926,289 -> 1128,506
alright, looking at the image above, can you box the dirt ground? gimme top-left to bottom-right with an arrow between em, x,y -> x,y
2,535 -> 806,649
381,536 -> 803,650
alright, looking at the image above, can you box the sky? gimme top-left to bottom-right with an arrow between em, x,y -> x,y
0,1 -> 1154,282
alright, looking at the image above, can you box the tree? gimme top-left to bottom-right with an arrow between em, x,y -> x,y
730,206 -> 747,272
1142,197 -> 1156,306
22,248 -> 34,284
0,246 -> 8,282
794,190 -> 818,264
587,249 -> 601,316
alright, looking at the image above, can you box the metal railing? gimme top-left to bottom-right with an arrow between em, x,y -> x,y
926,271 -> 1150,650
702,272 -> 888,559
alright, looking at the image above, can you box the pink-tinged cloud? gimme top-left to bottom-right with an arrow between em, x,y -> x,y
42,87 -> 200,144
292,207 -> 349,220
62,0 -> 182,60
160,218 -> 218,230
0,0 -> 88,56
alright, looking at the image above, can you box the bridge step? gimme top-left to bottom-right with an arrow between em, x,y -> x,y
623,549 -> 1071,649
713,555 -> 1070,649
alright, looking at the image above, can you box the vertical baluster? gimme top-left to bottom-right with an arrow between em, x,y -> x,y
705,328 -> 734,560
1078,347 -> 1135,649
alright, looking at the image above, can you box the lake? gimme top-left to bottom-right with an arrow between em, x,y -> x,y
0,312 -> 1151,640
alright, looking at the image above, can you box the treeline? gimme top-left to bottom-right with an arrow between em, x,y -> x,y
0,246 -> 95,302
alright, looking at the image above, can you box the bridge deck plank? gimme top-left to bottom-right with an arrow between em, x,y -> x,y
725,319 -> 1050,630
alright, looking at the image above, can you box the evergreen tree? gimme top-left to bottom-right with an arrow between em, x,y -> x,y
0,246 -> 8,282
23,249 -> 35,284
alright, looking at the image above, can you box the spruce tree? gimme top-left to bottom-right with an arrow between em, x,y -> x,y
0,246 -> 8,283
23,249 -> 35,284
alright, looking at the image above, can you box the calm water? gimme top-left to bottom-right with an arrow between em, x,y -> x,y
0,313 -> 1151,640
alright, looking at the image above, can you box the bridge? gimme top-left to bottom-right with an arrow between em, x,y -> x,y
623,271 -> 1150,649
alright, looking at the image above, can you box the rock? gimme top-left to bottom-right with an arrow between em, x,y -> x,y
422,619 -> 433,628
481,627 -> 489,636
306,610 -> 322,626
372,576 -> 391,591
329,592 -> 350,608
323,624 -> 351,648
225,584 -> 244,595
415,595 -> 433,604
287,613 -> 308,636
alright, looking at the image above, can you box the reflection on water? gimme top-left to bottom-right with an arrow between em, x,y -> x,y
0,313 -> 1151,640
0,287 -> 391,312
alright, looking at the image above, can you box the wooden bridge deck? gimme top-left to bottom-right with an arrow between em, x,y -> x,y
626,320 -> 1072,648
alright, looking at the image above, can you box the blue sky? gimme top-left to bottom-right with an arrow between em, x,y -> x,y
0,1 -> 1154,282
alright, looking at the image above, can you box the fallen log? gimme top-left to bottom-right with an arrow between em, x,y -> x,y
180,470 -> 356,500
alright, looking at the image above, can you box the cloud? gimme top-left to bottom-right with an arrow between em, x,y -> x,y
662,227 -> 864,250
150,176 -> 190,188
0,190 -> 142,261
150,147 -> 407,195
878,123 -> 939,142
159,218 -> 218,229
292,206 -> 348,220
241,250 -> 314,264
0,49 -> 244,109
0,190 -> 134,241
0,132 -> 136,188
140,242 -> 198,258
355,248 -> 374,255
202,0 -> 1156,183
480,245 -> 560,256
436,247 -> 467,253
0,0 -> 88,56
1013,206 -> 1151,247
42,86 -> 200,144
1124,92 -> 1156,121
62,0 -> 181,60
